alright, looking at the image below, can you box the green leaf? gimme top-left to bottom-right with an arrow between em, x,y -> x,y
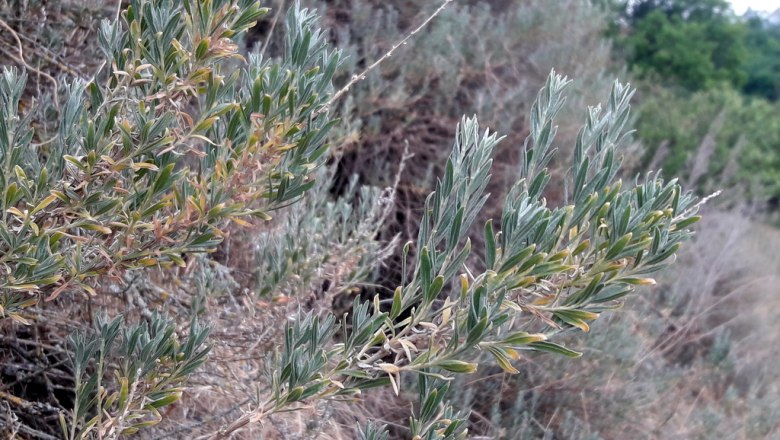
145,392 -> 181,409
673,215 -> 701,231
606,232 -> 632,260
484,220 -> 496,270
486,345 -> 519,374
501,331 -> 547,346
353,377 -> 392,390
81,223 -> 112,234
437,360 -> 478,374
390,287 -> 403,319
529,341 -> 582,358
152,164 -> 176,195
5,183 -> 18,207
419,247 -> 432,287
553,309 -> 599,332
425,275 -> 444,303
498,244 -> 536,274
448,206 -> 464,248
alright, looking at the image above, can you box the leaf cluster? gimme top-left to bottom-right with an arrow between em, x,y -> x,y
242,71 -> 701,438
64,313 -> 210,439
0,0 -> 341,319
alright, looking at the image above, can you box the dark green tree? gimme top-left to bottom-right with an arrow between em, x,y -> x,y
742,16 -> 780,100
622,0 -> 747,90
625,0 -> 731,23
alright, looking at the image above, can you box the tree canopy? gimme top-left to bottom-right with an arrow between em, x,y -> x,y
616,0 -> 780,98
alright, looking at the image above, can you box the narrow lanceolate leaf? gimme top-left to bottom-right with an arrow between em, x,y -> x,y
572,239 -> 590,256
484,219 -> 496,270
552,309 -> 599,332
80,223 -> 112,234
390,286 -> 403,319
425,275 -> 445,303
448,206 -> 464,248
528,341 -> 583,358
606,232 -> 632,260
616,277 -> 657,286
31,194 -> 58,215
498,244 -> 536,274
419,247 -> 433,287
6,284 -> 39,291
285,386 -> 305,403
152,164 -> 176,195
145,392 -> 181,409
486,345 -> 520,374
673,215 -> 701,230
117,377 -> 129,409
437,360 -> 478,374
501,331 -> 547,346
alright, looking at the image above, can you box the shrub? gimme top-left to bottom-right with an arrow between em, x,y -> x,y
0,1 -> 703,438
445,209 -> 780,439
274,0 -> 619,287
214,71 -> 701,439
615,0 -> 747,91
1,0 -> 341,436
0,0 -> 340,320
254,167 -> 398,300
65,313 -> 210,439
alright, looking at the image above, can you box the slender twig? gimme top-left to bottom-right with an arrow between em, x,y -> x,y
675,190 -> 722,222
108,369 -> 142,439
206,401 -> 273,439
369,140 -> 413,234
316,0 -> 453,116
0,358 -> 70,393
0,411 -> 59,440
115,0 -> 124,22
0,334 -> 67,354
259,0 -> 285,57
0,17 -> 60,109
4,33 -> 85,78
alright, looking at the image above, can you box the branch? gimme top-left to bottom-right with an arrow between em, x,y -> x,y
0,17 -> 60,109
317,0 -> 453,115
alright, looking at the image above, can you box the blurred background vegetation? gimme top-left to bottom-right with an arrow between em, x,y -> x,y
1,0 -> 779,438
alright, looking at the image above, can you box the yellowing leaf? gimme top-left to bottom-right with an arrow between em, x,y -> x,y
32,194 -> 58,214
7,207 -> 25,218
486,346 -> 519,374
138,258 -> 159,267
10,313 -> 31,325
81,223 -> 112,234
7,284 -> 38,291
620,277 -> 657,286
438,360 -> 478,374
131,162 -> 160,171
230,216 -> 253,227
378,363 -> 400,375
81,284 -> 97,297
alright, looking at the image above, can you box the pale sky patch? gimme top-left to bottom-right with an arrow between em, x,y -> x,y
729,0 -> 778,14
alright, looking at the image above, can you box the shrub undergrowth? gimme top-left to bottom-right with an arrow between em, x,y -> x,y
0,1 -> 728,439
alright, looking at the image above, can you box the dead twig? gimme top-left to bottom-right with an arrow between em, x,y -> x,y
317,0 -> 453,116
0,17 -> 60,109
259,0 -> 285,57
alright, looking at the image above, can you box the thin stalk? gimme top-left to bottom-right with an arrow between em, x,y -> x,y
316,0 -> 453,115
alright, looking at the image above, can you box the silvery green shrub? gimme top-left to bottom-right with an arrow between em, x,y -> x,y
217,73 -> 702,438
0,0 -> 340,320
0,1 -> 702,438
